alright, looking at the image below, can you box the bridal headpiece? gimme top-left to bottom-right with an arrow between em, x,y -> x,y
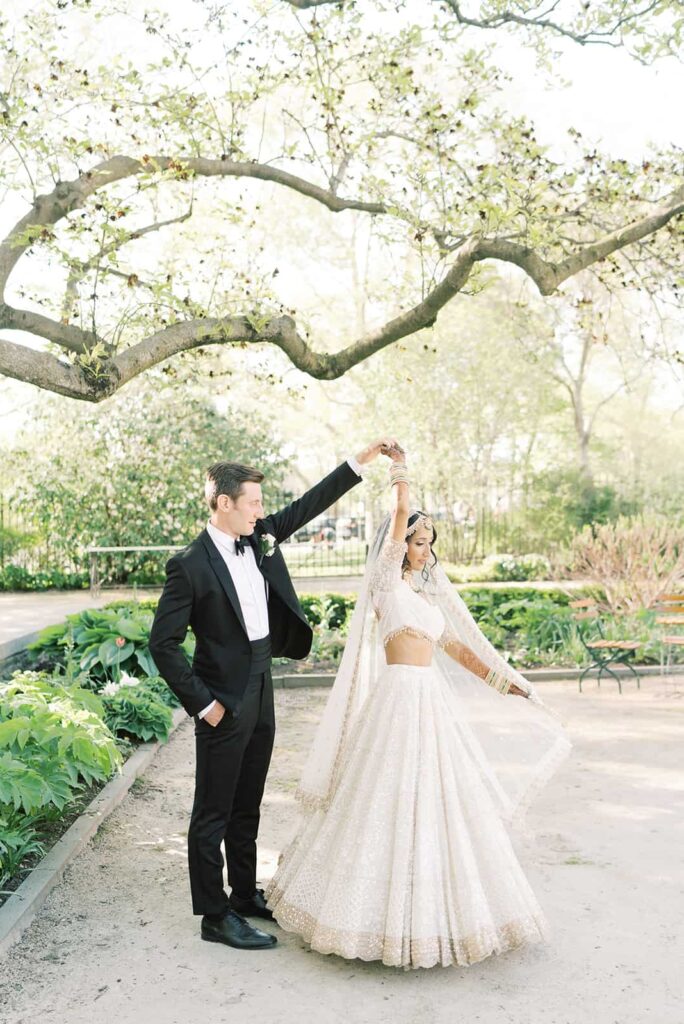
406,511 -> 434,537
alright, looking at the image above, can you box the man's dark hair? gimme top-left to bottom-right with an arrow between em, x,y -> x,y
205,462 -> 264,510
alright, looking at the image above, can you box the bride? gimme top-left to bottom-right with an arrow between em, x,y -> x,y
266,445 -> 571,969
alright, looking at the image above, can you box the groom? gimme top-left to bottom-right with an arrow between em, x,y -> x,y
149,440 -> 393,951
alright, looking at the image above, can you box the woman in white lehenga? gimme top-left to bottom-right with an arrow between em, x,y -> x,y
266,447 -> 571,970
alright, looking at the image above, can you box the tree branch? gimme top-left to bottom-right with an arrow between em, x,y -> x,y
1,147 -> 681,400
280,0 -> 670,56
281,0 -> 339,7
436,0 -> 666,52
0,336 -> 97,400
475,182 -> 684,294
0,303 -> 100,355
0,154 -> 386,296
98,238 -> 480,397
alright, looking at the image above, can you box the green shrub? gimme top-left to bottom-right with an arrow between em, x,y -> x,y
458,587 -> 576,666
29,606 -> 194,685
101,686 -> 173,742
0,666 -> 175,888
139,674 -> 181,709
0,565 -> 89,591
0,673 -> 122,814
0,812 -> 45,887
298,593 -> 357,631
5,386 -> 287,588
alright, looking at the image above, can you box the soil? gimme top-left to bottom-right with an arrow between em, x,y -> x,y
0,678 -> 682,1024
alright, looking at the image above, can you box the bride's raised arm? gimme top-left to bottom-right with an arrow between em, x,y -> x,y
386,447 -> 410,542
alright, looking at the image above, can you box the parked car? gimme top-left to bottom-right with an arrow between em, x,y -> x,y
335,516 -> 362,540
293,516 -> 336,545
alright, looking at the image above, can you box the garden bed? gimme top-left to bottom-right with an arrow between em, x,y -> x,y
0,780 -> 101,910
0,601 -> 183,895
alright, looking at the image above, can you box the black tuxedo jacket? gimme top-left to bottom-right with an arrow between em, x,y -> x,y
149,461 -> 362,717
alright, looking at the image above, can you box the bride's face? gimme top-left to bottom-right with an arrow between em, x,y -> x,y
406,525 -> 434,571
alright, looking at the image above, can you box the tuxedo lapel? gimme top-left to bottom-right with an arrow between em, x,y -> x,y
251,525 -> 307,623
200,530 -> 248,637
246,531 -> 261,566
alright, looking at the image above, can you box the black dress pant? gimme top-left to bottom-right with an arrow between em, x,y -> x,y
188,668 -> 275,917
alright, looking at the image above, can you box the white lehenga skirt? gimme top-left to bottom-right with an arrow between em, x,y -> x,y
265,663 -> 550,970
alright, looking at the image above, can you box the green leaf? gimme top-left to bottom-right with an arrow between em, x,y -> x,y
135,647 -> 158,677
115,618 -> 147,642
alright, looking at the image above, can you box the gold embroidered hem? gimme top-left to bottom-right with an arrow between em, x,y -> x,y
383,625 -> 437,647
266,889 -> 545,970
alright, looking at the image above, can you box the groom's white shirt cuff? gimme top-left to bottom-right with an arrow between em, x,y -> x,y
200,455 -> 363,721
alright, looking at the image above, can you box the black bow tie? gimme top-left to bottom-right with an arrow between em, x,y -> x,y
234,537 -> 246,556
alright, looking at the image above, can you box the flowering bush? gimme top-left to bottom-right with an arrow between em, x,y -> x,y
568,517 -> 684,614
98,672 -> 177,741
3,385 -> 288,586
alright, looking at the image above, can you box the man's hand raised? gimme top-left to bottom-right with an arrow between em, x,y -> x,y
355,438 -> 405,465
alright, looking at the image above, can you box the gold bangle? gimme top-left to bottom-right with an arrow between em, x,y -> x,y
389,465 -> 409,486
485,669 -> 511,695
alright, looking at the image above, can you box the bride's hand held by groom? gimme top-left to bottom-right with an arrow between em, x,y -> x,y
355,437 -> 405,465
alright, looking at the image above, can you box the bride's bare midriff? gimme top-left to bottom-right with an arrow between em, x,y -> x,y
384,634 -> 434,667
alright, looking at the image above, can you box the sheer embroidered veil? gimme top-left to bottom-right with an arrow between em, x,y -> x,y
297,513 -> 571,828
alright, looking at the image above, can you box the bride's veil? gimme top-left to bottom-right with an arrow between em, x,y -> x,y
297,513 -> 571,827
296,515 -> 390,810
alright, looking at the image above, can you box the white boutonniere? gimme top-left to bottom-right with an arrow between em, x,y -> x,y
258,532 -> 277,561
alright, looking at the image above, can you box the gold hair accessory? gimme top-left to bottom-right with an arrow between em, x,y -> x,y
406,514 -> 433,537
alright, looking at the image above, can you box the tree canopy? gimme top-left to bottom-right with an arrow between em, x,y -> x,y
0,0 -> 681,401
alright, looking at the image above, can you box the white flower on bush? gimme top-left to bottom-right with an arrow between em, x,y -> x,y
101,673 -> 139,697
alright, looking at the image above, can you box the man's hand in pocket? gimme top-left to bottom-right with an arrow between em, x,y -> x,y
204,701 -> 226,727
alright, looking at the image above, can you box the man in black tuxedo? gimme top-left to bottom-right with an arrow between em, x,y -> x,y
149,440 -> 393,950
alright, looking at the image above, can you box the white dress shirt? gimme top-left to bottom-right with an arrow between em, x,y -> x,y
198,456 -> 364,719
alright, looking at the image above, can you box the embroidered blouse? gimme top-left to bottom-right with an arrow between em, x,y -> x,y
369,537 -> 455,649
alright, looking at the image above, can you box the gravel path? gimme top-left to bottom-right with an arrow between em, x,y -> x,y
1,679 -> 682,1024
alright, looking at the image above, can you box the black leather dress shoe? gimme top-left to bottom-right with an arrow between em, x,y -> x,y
228,887 -> 274,921
201,909 -> 277,949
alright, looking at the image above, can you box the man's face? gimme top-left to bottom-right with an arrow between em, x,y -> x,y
220,481 -> 264,536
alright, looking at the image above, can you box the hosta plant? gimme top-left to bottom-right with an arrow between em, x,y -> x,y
101,686 -> 173,743
30,606 -> 194,686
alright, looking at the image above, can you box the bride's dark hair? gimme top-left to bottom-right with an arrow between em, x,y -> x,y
403,510 -> 438,584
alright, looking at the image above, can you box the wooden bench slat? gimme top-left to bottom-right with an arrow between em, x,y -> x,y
585,640 -> 640,650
